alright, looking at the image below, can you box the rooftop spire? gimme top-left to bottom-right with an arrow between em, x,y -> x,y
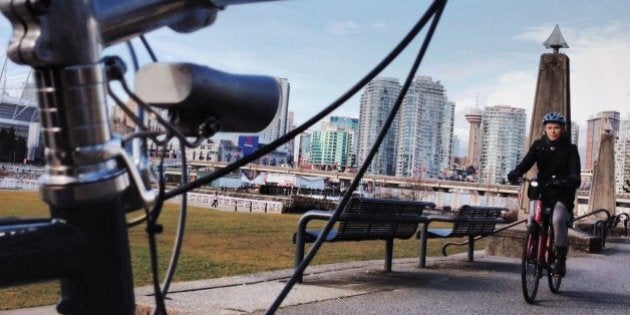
543,24 -> 569,53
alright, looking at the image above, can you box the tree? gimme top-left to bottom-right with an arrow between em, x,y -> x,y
0,127 -> 28,163
0,128 -> 8,161
15,136 -> 27,163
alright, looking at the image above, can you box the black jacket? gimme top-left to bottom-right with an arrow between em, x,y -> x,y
512,134 -> 581,211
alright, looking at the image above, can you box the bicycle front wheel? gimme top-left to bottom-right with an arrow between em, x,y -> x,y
548,265 -> 563,293
522,227 -> 541,304
547,228 -> 563,293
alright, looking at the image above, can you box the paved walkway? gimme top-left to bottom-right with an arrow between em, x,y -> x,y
5,239 -> 630,314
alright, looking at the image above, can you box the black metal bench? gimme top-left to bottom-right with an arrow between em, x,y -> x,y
417,205 -> 505,268
293,197 -> 435,282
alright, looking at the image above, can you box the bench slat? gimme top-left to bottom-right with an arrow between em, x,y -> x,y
337,198 -> 430,240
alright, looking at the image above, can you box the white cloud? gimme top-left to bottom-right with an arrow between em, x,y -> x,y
486,70 -> 536,110
428,57 -> 514,85
326,20 -> 360,35
512,25 -> 556,43
371,22 -> 388,31
571,41 -> 630,123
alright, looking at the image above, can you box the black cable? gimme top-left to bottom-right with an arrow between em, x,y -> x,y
266,0 -> 447,313
108,82 -> 148,131
108,79 -> 170,146
161,139 -> 188,296
141,34 -> 158,62
122,130 -> 167,145
126,41 -> 140,72
163,0 -> 446,201
130,35 -> 190,299
148,153 -> 168,315
118,41 -> 159,228
128,37 -> 170,313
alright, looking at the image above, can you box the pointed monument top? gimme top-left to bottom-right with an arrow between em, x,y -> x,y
543,24 -> 569,53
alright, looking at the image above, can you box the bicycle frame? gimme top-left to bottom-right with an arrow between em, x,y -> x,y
0,1 -> 275,314
532,199 -> 555,269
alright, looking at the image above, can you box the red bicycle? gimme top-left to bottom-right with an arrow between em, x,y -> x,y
521,177 -> 563,304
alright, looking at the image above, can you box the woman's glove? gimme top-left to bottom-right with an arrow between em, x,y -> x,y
507,170 -> 521,184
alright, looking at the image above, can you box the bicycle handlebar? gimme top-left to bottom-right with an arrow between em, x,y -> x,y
135,63 -> 281,136
511,176 -> 538,187
2,0 -> 280,67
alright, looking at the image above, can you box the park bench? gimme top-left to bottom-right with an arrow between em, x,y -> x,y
293,197 -> 435,282
417,205 -> 505,268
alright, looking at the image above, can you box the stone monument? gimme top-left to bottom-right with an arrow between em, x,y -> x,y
518,24 -> 571,219
588,121 -> 617,217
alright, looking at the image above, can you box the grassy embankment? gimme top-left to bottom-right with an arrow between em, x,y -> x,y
0,190 -> 475,310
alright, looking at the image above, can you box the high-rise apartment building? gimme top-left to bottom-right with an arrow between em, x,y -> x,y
285,111 -> 296,162
479,105 -> 526,184
585,111 -> 620,171
440,101 -> 456,173
357,78 -> 401,175
310,129 -> 350,169
394,76 -> 454,178
259,78 -> 290,144
571,121 -> 579,146
297,132 -> 312,167
322,116 -> 359,167
615,118 -> 630,194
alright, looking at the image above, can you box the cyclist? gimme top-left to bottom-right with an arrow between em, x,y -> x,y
508,111 -> 581,276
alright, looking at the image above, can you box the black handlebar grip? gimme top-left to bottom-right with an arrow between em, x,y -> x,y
135,62 -> 281,135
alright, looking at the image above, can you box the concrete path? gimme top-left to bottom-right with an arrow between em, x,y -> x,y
5,239 -> 629,314
137,238 -> 630,314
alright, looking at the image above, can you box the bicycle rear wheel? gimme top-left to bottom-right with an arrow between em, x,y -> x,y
522,227 -> 541,304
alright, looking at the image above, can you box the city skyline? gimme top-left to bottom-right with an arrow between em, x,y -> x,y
0,1 -> 628,170
75,1 -> 629,157
306,75 -> 457,178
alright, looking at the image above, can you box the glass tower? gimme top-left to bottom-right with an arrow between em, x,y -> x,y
479,105 -> 526,184
395,76 -> 454,179
357,78 -> 401,175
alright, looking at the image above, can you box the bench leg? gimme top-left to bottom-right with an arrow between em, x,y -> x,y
295,233 -> 306,283
385,238 -> 393,272
467,235 -> 474,262
419,225 -> 428,268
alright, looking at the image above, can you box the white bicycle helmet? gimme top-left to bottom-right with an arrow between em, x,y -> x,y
542,112 -> 566,125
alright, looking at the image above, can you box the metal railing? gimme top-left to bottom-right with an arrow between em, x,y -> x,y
441,218 -> 526,256
441,208 -> 629,256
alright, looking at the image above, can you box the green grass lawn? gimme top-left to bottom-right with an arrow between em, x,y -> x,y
0,190 -> 477,310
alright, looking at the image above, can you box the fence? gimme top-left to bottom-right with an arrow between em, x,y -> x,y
0,178 -> 39,191
171,192 -> 284,214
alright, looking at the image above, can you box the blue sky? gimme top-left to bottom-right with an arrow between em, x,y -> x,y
1,0 -> 629,154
